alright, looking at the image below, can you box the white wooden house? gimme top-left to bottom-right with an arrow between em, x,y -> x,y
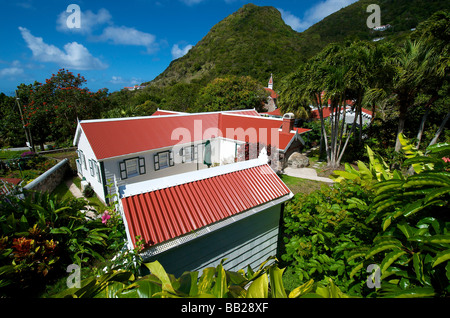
73,109 -> 308,275
73,110 -> 309,205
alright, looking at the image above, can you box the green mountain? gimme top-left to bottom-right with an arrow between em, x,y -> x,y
146,1 -> 449,87
149,4 -> 305,87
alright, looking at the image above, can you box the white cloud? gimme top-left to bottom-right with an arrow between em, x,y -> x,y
180,0 -> 205,5
99,26 -> 156,47
57,8 -> 112,35
171,44 -> 193,59
110,76 -> 141,85
0,67 -> 24,77
19,27 -> 108,70
279,0 -> 358,32
278,9 -> 309,32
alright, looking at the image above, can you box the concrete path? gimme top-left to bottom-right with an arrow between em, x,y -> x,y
283,167 -> 334,183
65,178 -> 98,219
65,179 -> 84,199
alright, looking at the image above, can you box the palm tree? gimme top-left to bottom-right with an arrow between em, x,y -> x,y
282,41 -> 377,168
367,39 -> 437,152
413,11 -> 450,148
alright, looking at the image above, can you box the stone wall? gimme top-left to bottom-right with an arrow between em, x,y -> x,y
24,158 -> 70,194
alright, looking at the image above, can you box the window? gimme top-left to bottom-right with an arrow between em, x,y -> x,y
119,157 -> 146,180
78,150 -> 87,170
94,163 -> 101,183
89,159 -> 95,177
182,145 -> 194,163
154,151 -> 174,171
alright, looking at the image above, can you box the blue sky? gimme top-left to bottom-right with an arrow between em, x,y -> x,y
0,0 -> 358,95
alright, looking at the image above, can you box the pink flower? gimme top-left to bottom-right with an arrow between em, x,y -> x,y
443,157 -> 450,163
101,211 -> 111,224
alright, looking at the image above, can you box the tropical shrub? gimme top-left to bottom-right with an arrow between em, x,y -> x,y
281,180 -> 377,295
51,258 -> 350,298
348,142 -> 449,297
0,191 -> 124,297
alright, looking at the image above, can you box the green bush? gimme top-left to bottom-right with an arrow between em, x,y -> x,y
348,142 -> 450,297
0,191 -> 125,297
51,258 -> 350,298
281,180 -> 377,295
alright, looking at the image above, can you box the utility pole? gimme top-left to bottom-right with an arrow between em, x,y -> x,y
15,90 -> 35,153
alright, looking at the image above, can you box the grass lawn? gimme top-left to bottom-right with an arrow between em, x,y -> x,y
279,174 -> 329,195
51,180 -> 75,201
51,176 -> 107,213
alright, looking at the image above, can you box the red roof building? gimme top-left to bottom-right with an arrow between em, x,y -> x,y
73,109 -> 303,274
119,157 -> 293,274
75,110 -> 309,161
121,159 -> 291,249
73,109 -> 309,206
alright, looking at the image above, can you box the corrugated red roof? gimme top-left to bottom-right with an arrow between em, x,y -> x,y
220,114 -> 309,151
80,113 -> 220,160
121,163 -> 291,248
78,111 -> 310,160
151,110 -> 186,116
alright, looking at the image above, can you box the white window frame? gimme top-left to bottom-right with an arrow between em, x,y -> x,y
154,151 -> 174,171
88,159 -> 95,177
119,157 -> 146,180
182,145 -> 194,163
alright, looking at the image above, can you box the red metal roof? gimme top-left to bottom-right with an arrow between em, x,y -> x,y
78,111 -> 310,160
150,110 -> 186,116
80,113 -> 220,160
121,164 -> 291,248
219,114 -> 309,151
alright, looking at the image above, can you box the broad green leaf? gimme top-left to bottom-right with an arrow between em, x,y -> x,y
373,180 -> 403,195
212,263 -> 228,298
176,271 -> 199,297
426,142 -> 450,155
366,243 -> 401,260
409,234 -> 450,244
404,200 -> 446,218
246,273 -> 268,298
432,249 -> 450,268
357,161 -> 372,180
349,262 -> 364,279
390,287 -> 435,298
333,170 -> 359,180
381,250 -> 407,277
412,253 -> 429,286
144,261 -> 176,294
198,267 -> 215,294
315,278 -> 348,298
268,266 -> 287,298
423,187 -> 450,204
289,279 -> 314,298
124,279 -> 162,298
